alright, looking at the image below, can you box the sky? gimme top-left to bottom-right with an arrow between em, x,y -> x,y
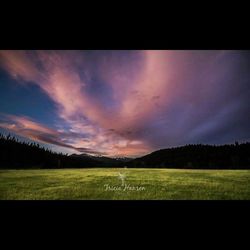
0,50 -> 249,157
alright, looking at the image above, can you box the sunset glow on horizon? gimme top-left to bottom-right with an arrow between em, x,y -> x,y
0,50 -> 249,157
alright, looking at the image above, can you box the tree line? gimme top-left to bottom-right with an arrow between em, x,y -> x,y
1,133 -> 250,169
128,142 -> 250,169
0,133 -> 107,169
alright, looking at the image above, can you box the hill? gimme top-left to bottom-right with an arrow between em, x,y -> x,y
128,143 -> 250,169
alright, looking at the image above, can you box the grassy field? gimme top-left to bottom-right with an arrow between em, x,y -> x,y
0,168 -> 250,200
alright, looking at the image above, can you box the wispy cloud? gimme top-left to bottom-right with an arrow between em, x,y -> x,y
0,50 -> 249,156
0,50 -> 157,156
0,114 -> 103,154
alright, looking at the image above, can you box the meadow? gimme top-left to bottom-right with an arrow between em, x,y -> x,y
0,168 -> 250,200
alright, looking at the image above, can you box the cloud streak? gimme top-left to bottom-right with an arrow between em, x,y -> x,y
0,114 -> 104,154
0,50 -> 249,156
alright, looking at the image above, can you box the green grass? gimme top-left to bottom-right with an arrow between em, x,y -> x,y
0,168 -> 250,200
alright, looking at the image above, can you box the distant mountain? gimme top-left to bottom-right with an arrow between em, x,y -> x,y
115,157 -> 133,162
70,153 -> 126,167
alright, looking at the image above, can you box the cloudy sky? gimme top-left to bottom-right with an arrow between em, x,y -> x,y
0,50 -> 249,157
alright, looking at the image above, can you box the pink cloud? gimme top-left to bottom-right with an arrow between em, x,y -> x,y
0,114 -> 105,154
0,50 -> 166,156
1,50 -> 241,156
